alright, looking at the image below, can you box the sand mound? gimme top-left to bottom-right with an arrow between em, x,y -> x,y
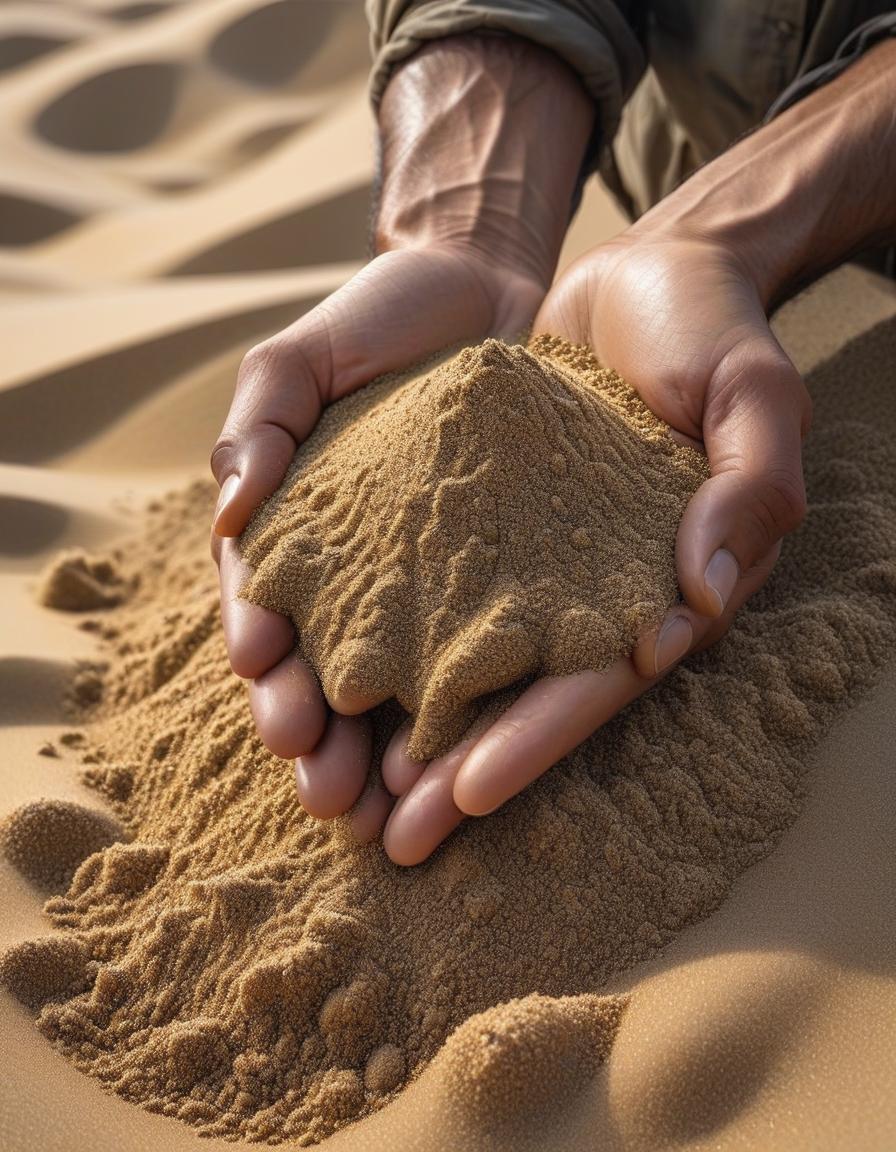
0,935 -> 92,1011
0,797 -> 124,892
242,335 -> 708,760
435,992 -> 628,1126
2,320 -> 894,1145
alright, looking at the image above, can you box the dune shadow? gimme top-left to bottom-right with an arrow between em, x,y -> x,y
0,496 -> 70,556
0,33 -> 72,74
35,62 -> 183,153
0,291 -> 330,464
169,184 -> 369,275
0,658 -> 71,725
0,192 -> 81,247
233,118 -> 308,161
112,1 -> 170,19
209,0 -> 336,87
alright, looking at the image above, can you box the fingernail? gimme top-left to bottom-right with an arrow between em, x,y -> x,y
704,548 -> 740,616
654,615 -> 693,676
214,474 -> 240,529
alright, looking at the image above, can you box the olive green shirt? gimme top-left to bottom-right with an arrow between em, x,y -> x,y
365,0 -> 896,217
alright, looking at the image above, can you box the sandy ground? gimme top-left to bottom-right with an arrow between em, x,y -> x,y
0,2 -> 894,1149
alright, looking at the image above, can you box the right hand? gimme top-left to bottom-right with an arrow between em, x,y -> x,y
211,242 -> 545,841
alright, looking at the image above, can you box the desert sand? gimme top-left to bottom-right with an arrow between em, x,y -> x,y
1,2 -> 895,1150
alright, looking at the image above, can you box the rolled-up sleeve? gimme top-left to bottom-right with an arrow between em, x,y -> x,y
366,0 -> 645,154
765,11 -> 896,122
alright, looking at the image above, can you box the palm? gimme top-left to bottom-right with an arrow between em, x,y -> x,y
537,236 -> 771,441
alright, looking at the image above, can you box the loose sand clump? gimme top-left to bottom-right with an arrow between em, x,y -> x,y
241,336 -> 708,759
37,549 -> 127,611
2,323 -> 895,1145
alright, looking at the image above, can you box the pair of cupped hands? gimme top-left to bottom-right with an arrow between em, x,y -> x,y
211,229 -> 810,866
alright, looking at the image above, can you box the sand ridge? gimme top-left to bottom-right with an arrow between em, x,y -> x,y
242,334 -> 709,759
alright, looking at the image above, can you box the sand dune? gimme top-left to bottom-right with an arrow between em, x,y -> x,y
0,1 -> 894,1149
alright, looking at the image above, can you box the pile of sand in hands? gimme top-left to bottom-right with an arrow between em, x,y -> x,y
240,335 -> 709,759
2,323 -> 896,1145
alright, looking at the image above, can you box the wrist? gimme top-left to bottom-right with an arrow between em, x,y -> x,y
631,39 -> 896,310
375,34 -> 594,290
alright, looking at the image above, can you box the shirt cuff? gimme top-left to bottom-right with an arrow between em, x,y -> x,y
366,0 -> 644,164
764,12 -> 896,122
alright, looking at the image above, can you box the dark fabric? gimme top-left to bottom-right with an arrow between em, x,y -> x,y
765,11 -> 896,119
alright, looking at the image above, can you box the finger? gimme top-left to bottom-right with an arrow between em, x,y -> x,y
248,652 -> 327,761
677,335 -> 810,618
455,540 -> 783,819
326,685 -> 392,717
630,605 -> 703,680
631,543 -> 781,678
348,781 -> 394,844
295,714 -> 372,820
211,248 -> 514,537
382,719 -> 426,796
211,338 -> 317,537
690,542 -> 781,654
215,536 -> 294,679
453,664 -> 646,818
383,736 -> 478,866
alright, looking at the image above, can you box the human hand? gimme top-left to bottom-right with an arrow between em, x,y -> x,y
211,34 -> 593,841
381,228 -> 811,864
211,244 -> 547,836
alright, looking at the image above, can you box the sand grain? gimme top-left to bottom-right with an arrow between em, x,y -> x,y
2,320 -> 895,1144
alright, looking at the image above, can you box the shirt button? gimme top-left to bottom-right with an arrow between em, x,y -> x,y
777,18 -> 793,33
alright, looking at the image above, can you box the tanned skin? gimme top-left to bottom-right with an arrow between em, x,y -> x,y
211,36 -> 896,864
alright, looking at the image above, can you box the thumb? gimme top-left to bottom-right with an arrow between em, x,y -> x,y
211,247 -> 519,537
211,334 -> 322,537
676,333 -> 811,618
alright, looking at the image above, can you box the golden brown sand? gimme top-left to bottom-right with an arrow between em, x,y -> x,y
2,316 -> 895,1146
37,550 -> 128,612
241,335 -> 708,759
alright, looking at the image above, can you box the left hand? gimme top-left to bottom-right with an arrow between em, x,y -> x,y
380,227 -> 811,865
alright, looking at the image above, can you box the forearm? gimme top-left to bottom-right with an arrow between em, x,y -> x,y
374,34 -> 595,290
635,40 -> 896,309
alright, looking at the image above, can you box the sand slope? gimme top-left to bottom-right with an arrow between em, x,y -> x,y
0,1 -> 894,1149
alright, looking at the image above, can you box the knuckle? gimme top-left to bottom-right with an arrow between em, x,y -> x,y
707,338 -> 802,422
238,338 -> 283,385
749,470 -> 807,545
768,469 -> 807,533
488,716 -> 528,750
